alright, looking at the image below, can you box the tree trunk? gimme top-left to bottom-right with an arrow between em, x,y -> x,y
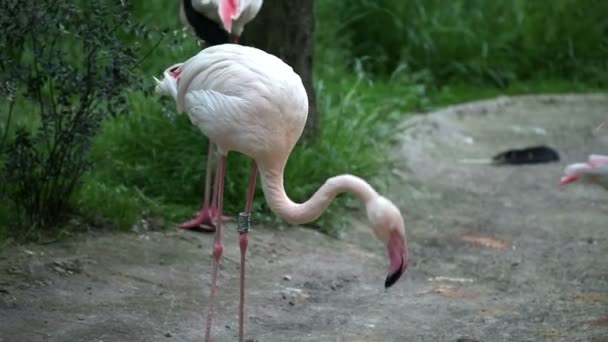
241,0 -> 319,137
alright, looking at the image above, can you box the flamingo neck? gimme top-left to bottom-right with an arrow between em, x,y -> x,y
259,164 -> 378,224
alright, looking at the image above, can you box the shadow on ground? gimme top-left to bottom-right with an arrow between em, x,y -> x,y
1,94 -> 607,342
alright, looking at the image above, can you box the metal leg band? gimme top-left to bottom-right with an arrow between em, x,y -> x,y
238,212 -> 252,234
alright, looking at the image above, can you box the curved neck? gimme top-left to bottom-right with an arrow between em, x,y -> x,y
259,163 -> 378,224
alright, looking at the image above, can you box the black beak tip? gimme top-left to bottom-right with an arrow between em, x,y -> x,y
384,255 -> 405,289
384,269 -> 404,288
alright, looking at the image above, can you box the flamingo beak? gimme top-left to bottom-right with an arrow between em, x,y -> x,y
385,231 -> 408,288
153,76 -> 162,93
560,175 -> 579,186
219,0 -> 238,34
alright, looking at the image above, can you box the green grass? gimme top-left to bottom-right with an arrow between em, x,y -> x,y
2,0 -> 608,241
429,79 -> 606,109
316,0 -> 608,87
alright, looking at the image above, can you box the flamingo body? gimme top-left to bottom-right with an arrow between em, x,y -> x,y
176,45 -> 306,162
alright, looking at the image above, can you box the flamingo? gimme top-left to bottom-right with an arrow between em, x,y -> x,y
180,0 -> 263,44
154,44 -> 409,342
560,154 -> 608,190
177,0 -> 264,231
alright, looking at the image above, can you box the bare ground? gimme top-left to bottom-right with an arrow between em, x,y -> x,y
1,94 -> 607,342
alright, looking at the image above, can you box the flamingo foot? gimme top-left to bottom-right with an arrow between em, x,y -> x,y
178,208 -> 231,232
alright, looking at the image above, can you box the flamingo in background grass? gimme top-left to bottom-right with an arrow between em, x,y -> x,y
154,44 -> 409,342
177,0 -> 263,231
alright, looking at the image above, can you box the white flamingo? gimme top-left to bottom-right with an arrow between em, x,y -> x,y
154,44 -> 409,342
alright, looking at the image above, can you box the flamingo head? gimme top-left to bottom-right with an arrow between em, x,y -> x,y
560,155 -> 608,186
366,196 -> 409,288
560,163 -> 588,185
153,63 -> 183,99
218,0 -> 263,41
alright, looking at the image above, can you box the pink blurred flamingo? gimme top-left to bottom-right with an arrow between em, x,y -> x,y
177,0 -> 264,231
560,154 -> 608,190
154,44 -> 409,342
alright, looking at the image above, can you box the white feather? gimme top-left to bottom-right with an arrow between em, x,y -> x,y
157,44 -> 307,165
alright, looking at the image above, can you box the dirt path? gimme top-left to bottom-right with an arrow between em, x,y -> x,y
1,94 -> 607,342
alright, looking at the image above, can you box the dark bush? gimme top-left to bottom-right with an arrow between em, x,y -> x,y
0,0 -> 153,240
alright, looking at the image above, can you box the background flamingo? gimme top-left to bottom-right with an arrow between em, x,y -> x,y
180,0 -> 262,45
560,154 -> 608,190
154,44 -> 409,342
177,0 -> 264,231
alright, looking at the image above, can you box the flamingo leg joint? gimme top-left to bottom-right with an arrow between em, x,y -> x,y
238,212 -> 252,234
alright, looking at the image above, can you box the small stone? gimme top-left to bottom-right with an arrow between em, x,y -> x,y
164,332 -> 172,338
225,325 -> 231,329
77,315 -> 85,321
288,301 -> 295,306
283,275 -> 292,281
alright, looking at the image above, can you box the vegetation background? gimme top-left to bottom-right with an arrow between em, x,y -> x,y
1,0 -> 606,242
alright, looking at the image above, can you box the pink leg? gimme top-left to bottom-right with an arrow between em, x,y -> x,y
204,155 -> 227,342
238,161 -> 258,342
178,143 -> 230,232
203,144 -> 214,209
210,159 -> 232,226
